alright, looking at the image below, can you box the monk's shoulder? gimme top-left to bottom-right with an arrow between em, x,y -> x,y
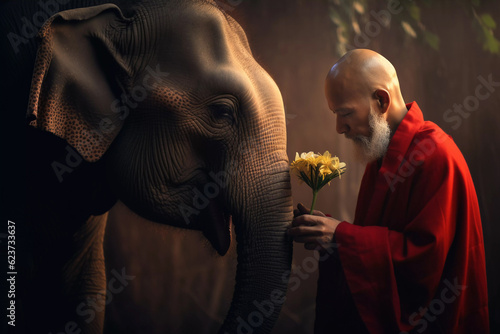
411,120 -> 469,174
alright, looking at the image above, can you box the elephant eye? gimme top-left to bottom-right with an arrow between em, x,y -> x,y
209,99 -> 237,124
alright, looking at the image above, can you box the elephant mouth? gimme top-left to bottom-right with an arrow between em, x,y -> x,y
202,197 -> 232,256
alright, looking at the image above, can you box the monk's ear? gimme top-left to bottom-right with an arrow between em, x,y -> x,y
27,4 -> 133,162
374,89 -> 390,114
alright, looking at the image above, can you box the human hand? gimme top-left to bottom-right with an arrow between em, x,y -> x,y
293,202 -> 327,218
288,203 -> 341,251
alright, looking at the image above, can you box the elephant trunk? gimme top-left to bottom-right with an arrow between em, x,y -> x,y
220,164 -> 293,334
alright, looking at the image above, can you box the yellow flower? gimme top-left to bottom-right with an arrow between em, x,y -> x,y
290,151 -> 346,213
290,151 -> 318,181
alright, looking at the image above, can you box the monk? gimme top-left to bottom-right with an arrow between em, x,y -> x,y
288,49 -> 489,333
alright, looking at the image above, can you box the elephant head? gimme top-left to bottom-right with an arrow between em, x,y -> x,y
28,1 -> 293,332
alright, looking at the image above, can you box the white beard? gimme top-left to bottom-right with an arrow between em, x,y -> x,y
350,108 -> 391,163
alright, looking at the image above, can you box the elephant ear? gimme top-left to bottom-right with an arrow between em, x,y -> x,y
27,4 -> 133,162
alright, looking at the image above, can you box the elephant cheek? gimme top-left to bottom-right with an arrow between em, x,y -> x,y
201,199 -> 232,256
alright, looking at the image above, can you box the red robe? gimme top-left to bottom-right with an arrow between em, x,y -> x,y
315,102 -> 489,333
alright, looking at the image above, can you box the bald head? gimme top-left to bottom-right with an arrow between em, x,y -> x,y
325,49 -> 407,130
325,49 -> 408,162
327,49 -> 400,97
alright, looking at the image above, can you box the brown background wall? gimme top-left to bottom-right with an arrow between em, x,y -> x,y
104,1 -> 500,333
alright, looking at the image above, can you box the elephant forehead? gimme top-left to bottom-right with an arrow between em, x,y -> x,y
139,2 -> 284,113
158,3 -> 250,73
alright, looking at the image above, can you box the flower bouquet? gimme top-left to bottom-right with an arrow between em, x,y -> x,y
290,151 -> 346,213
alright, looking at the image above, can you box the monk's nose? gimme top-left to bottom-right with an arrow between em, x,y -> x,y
336,118 -> 348,135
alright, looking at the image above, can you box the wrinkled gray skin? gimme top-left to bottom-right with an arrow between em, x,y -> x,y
6,0 -> 293,333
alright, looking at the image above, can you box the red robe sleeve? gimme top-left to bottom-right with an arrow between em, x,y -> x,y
334,122 -> 489,333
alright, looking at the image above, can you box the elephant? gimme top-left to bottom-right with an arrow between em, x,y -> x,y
4,0 -> 294,333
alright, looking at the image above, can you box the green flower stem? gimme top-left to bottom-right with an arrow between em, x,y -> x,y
310,190 -> 318,214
